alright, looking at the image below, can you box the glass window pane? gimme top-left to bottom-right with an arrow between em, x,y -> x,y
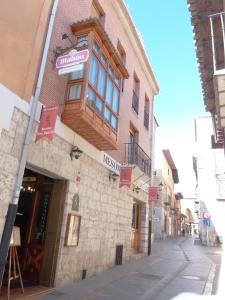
111,115 -> 117,130
104,107 -> 110,123
68,84 -> 82,100
108,65 -> 114,78
112,88 -> 119,113
115,75 -> 120,86
87,87 -> 95,106
100,53 -> 107,67
97,66 -> 106,97
95,97 -> 103,115
93,42 -> 100,54
106,78 -> 113,106
88,55 -> 98,88
76,35 -> 88,48
70,68 -> 84,80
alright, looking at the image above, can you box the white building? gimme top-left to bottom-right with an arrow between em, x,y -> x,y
194,116 -> 225,246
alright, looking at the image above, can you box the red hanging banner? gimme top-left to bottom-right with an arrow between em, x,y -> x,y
36,106 -> 58,142
119,167 -> 132,188
148,187 -> 158,202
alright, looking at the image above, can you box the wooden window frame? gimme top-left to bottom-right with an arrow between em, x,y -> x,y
64,213 -> 81,247
65,29 -> 122,132
87,40 -> 121,132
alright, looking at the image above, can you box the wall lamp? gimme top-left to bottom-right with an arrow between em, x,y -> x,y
70,146 -> 83,160
133,185 -> 141,193
109,171 -> 119,182
51,32 -> 75,66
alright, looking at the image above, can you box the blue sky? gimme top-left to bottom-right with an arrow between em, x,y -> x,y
124,0 -> 209,196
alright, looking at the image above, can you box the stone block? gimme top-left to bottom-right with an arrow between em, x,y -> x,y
0,130 -> 14,154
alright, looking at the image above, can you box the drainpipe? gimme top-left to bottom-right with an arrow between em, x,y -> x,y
0,0 -> 59,286
148,95 -> 156,255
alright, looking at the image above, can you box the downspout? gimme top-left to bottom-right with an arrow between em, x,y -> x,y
0,0 -> 59,286
148,95 -> 156,255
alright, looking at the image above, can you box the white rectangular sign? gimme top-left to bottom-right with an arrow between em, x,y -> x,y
58,63 -> 84,76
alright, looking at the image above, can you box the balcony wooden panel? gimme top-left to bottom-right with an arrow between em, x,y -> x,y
61,101 -> 118,150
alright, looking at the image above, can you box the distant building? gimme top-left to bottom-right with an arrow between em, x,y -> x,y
180,198 -> 199,236
153,150 -> 180,239
194,116 -> 225,246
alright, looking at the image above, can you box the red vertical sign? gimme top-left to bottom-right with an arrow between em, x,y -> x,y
36,106 -> 58,141
119,167 -> 132,188
148,187 -> 158,202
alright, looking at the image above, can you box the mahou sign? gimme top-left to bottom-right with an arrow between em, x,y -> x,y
56,49 -> 89,69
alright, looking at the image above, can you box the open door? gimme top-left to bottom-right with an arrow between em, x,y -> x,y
40,180 -> 66,286
131,201 -> 140,251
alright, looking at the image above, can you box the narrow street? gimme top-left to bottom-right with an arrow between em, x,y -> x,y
34,237 -> 222,300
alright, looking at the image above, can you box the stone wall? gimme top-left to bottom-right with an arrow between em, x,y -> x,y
0,107 -> 149,286
0,108 -> 28,239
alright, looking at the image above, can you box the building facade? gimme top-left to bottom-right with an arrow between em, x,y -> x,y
153,150 -> 180,240
0,0 -> 159,291
194,116 -> 225,246
188,0 -> 225,149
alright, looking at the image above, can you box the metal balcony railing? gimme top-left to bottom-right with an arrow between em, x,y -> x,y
125,142 -> 151,177
132,91 -> 139,114
144,110 -> 149,130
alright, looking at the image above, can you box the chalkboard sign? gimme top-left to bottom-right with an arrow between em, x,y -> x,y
35,192 -> 51,244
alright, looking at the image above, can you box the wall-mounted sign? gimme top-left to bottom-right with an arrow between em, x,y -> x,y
58,63 -> 84,76
148,187 -> 158,202
101,153 -> 121,175
56,49 -> 89,69
203,212 -> 210,219
119,167 -> 132,188
36,106 -> 58,141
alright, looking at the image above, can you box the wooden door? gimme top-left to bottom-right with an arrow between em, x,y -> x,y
40,180 -> 66,286
131,202 -> 140,251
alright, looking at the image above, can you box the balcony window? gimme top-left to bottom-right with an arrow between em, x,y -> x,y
70,68 -> 84,80
111,115 -> 117,130
132,91 -> 139,114
93,42 -> 100,54
95,97 -> 103,115
132,73 -> 140,114
87,87 -> 95,106
144,110 -> 149,130
75,35 -> 88,49
62,18 -> 129,150
97,66 -> 106,97
68,84 -> 82,100
87,41 -> 121,131
144,95 -> 150,130
104,107 -> 110,123
125,142 -> 151,177
88,55 -> 98,87
112,89 -> 119,113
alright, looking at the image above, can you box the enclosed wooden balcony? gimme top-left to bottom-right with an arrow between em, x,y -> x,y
61,18 -> 129,150
62,100 -> 118,150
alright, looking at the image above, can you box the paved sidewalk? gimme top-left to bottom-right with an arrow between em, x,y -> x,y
34,237 -> 222,300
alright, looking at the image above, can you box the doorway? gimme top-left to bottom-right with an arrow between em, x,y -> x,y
131,201 -> 140,251
11,168 -> 65,287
